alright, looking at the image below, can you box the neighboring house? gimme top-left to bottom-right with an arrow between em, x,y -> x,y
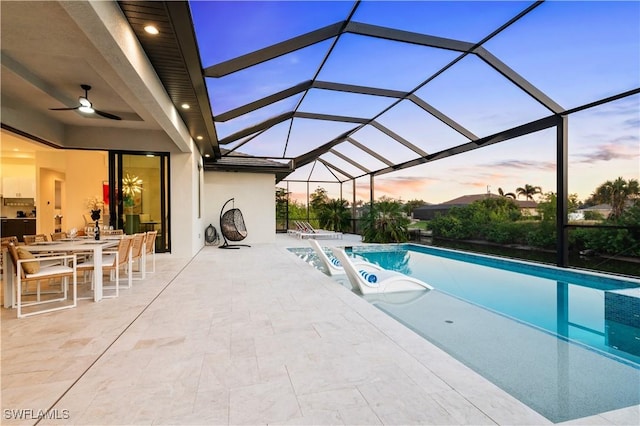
574,204 -> 612,220
413,193 -> 538,220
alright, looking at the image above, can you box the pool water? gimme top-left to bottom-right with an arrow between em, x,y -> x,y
350,244 -> 640,366
289,244 -> 640,423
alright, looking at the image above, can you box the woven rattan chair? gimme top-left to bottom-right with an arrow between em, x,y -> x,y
219,198 -> 250,249
23,234 -> 48,244
144,230 -> 157,274
1,236 -> 19,278
50,232 -> 68,241
77,235 -> 133,296
129,233 -> 146,280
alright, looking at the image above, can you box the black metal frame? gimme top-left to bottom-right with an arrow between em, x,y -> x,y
161,1 -> 639,268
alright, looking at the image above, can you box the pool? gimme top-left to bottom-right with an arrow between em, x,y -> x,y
289,243 -> 640,423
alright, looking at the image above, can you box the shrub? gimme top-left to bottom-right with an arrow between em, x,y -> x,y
583,211 -> 604,220
429,214 -> 466,239
525,221 -> 556,249
580,201 -> 640,256
485,221 -> 529,245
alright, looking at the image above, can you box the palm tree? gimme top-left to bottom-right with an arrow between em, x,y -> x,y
516,184 -> 542,201
592,177 -> 640,218
361,198 -> 410,243
318,199 -> 351,232
498,187 -> 516,199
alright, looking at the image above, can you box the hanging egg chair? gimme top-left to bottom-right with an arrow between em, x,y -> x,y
219,198 -> 250,249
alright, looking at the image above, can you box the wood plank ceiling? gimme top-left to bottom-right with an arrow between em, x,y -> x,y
118,1 -> 220,159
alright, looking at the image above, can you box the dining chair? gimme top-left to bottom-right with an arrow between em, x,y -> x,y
7,242 -> 77,318
50,231 -> 68,241
76,235 -> 134,297
23,234 -> 48,244
2,236 -> 20,247
1,236 -> 19,279
129,233 -> 146,280
144,230 -> 157,274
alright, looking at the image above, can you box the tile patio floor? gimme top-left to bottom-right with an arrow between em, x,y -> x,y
2,234 -> 638,425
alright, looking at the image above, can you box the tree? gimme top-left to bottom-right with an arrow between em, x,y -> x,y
275,188 -> 289,229
275,188 -> 289,214
318,198 -> 351,232
498,187 -> 516,199
568,193 -> 580,213
403,199 -> 427,217
287,199 -> 308,221
361,197 -> 410,243
592,177 -> 640,218
516,184 -> 542,201
536,192 -> 557,222
309,186 -> 329,214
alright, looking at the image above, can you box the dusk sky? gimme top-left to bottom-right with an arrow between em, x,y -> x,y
190,0 -> 640,205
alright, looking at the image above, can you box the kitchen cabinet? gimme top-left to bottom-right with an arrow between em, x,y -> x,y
1,219 -> 36,242
2,177 -> 35,198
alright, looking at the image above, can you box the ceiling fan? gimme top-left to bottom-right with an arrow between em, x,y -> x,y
49,84 -> 122,120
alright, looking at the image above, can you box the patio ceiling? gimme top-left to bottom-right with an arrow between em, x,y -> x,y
125,1 -> 638,184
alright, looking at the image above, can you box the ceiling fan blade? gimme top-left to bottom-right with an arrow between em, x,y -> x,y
49,106 -> 80,111
94,109 -> 122,120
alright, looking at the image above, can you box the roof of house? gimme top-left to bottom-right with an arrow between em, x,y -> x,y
415,193 -> 537,211
579,204 -> 611,211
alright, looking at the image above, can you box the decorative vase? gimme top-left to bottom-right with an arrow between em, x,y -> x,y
91,209 -> 101,240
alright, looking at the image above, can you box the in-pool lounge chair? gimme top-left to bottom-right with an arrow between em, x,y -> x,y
308,239 -> 382,276
331,247 -> 433,294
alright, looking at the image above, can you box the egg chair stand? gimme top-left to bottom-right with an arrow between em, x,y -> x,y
219,198 -> 250,249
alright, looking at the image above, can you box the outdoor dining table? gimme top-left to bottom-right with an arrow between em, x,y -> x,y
3,238 -> 119,308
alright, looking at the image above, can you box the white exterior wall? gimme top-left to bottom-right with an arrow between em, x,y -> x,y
169,151 -> 204,258
203,172 -> 275,244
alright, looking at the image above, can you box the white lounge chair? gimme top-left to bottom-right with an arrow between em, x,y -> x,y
308,239 -> 382,276
331,248 -> 433,294
294,221 -> 343,239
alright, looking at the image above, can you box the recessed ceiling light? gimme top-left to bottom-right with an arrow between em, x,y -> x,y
144,25 -> 159,35
146,154 -> 155,157
181,103 -> 190,109
205,154 -> 211,158
196,135 -> 203,140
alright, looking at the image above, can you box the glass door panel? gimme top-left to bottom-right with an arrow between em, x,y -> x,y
109,152 -> 170,253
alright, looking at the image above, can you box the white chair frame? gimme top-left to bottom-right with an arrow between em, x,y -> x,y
14,252 -> 77,318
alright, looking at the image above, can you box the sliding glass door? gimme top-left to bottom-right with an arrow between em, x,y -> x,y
108,152 -> 170,252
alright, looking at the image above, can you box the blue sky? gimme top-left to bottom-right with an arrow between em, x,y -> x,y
190,1 -> 639,204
